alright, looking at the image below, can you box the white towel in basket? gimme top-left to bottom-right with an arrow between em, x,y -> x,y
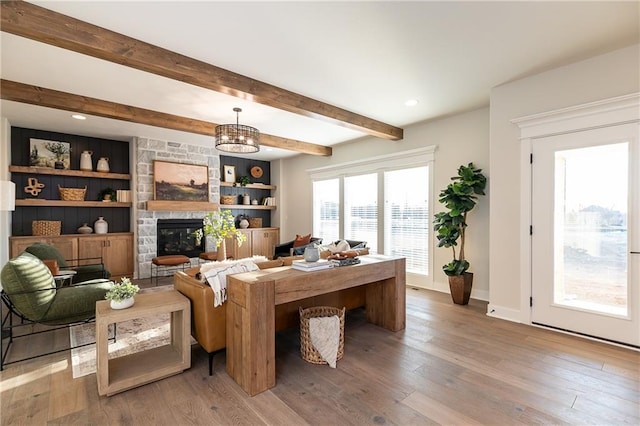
309,315 -> 340,368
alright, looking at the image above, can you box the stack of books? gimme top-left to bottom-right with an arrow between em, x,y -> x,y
291,259 -> 334,272
262,196 -> 276,206
116,190 -> 132,203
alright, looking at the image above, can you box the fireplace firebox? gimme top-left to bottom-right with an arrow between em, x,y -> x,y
157,219 -> 204,258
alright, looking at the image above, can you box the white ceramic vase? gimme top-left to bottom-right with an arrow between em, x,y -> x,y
110,297 -> 134,310
304,246 -> 320,262
80,150 -> 93,171
96,157 -> 110,173
95,216 -> 108,234
77,223 -> 93,234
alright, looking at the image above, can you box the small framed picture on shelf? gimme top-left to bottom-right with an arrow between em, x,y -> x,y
29,138 -> 71,169
223,165 -> 236,183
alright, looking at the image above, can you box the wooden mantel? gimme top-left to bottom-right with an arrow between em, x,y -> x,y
146,201 -> 219,212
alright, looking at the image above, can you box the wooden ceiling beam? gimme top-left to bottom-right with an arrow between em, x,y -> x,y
1,1 -> 403,141
0,79 -> 332,157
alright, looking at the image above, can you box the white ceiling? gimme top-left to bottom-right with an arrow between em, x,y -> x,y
1,1 -> 638,161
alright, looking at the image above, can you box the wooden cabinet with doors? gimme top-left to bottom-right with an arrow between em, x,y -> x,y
10,233 -> 133,281
224,228 -> 279,260
224,229 -> 252,260
251,228 -> 280,259
9,235 -> 77,262
77,233 -> 134,281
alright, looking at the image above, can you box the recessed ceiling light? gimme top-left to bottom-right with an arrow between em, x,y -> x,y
71,114 -> 87,120
404,99 -> 419,107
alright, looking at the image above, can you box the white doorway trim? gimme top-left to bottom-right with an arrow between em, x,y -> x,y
511,93 -> 639,326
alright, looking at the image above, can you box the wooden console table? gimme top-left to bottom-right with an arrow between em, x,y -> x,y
226,255 -> 406,396
95,290 -> 191,396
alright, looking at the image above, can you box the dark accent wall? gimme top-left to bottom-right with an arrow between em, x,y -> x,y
219,155 -> 272,227
10,127 -> 131,235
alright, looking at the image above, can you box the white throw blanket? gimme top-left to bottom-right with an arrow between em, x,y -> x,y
200,256 -> 266,307
309,315 -> 340,368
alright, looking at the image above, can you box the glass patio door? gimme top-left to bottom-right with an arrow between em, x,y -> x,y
531,123 -> 639,346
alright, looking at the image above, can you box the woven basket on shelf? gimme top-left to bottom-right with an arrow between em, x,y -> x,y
299,306 -> 345,365
58,185 -> 87,201
248,217 -> 262,228
220,195 -> 236,205
32,220 -> 61,236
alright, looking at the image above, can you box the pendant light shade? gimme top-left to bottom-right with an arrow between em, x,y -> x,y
215,108 -> 260,153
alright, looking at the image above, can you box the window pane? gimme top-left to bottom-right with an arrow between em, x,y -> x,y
313,179 -> 339,243
554,143 -> 628,316
384,167 -> 429,275
345,174 -> 378,253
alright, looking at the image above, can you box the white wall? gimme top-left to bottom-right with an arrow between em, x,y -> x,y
280,107 -> 490,300
0,118 -> 12,269
488,44 -> 640,321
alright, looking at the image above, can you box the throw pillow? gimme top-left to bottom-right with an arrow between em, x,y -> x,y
293,233 -> 312,247
327,240 -> 350,253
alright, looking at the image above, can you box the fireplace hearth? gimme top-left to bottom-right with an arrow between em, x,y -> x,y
157,219 -> 204,258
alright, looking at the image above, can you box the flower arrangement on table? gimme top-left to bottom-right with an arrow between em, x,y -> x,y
194,210 -> 246,258
105,277 -> 140,302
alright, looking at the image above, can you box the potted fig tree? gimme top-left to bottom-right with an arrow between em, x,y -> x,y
433,163 -> 486,305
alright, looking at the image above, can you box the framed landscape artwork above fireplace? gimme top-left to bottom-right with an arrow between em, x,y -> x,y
153,160 -> 209,202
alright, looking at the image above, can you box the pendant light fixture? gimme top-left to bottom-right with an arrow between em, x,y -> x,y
215,107 -> 260,153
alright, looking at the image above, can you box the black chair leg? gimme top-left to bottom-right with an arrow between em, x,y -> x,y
209,352 -> 214,376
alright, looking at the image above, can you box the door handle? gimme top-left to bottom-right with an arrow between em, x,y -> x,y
631,251 -> 640,254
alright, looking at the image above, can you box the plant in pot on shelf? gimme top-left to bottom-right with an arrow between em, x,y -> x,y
97,187 -> 117,202
433,163 -> 486,305
233,175 -> 250,187
105,277 -> 140,309
194,209 -> 246,261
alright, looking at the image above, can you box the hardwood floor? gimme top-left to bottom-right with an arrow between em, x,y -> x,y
1,286 -> 638,425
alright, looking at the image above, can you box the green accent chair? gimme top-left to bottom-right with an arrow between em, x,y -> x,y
25,242 -> 110,283
0,252 -> 113,369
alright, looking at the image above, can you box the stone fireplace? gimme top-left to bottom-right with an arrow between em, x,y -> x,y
156,219 -> 204,258
134,137 -> 220,279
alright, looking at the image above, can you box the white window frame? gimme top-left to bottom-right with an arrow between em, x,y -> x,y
308,146 -> 436,287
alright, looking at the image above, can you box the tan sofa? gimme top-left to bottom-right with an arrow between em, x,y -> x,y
173,252 -> 369,375
173,259 -> 284,375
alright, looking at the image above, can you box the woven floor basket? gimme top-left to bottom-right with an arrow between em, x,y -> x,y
299,306 -> 345,364
220,195 -> 236,205
32,220 -> 61,236
58,185 -> 87,201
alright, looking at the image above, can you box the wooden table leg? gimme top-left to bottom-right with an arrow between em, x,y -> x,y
366,257 -> 406,331
226,275 -> 276,396
96,313 -> 109,395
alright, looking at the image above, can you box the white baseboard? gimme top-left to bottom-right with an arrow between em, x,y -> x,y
408,282 -> 489,302
486,304 -> 522,323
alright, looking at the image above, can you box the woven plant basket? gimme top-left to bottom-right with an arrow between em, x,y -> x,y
58,185 -> 87,201
32,220 -> 61,236
299,306 -> 345,365
220,194 -> 236,205
248,217 -> 262,228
